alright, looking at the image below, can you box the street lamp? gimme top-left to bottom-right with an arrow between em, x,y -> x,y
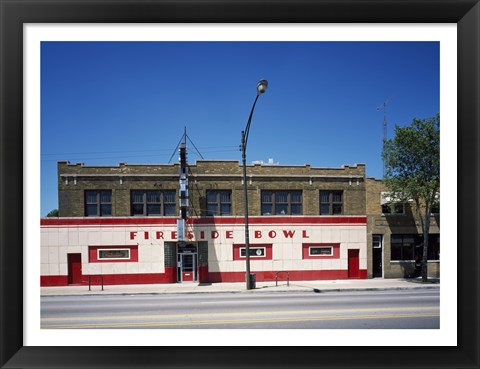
241,79 -> 268,290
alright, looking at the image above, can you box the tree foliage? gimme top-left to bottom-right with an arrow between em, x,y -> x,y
382,114 -> 440,281
46,209 -> 59,217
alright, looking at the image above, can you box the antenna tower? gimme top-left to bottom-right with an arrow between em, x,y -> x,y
168,127 -> 204,164
377,98 -> 392,177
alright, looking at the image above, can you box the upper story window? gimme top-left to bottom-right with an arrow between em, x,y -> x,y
380,192 -> 405,215
206,190 -> 232,216
261,190 -> 302,215
131,190 -> 176,216
320,190 -> 343,215
85,190 -> 112,216
382,203 -> 405,215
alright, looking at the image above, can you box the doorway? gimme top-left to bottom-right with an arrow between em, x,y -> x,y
177,243 -> 198,282
67,253 -> 83,284
372,235 -> 383,278
348,249 -> 360,279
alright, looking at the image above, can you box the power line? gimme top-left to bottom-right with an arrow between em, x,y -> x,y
41,149 -> 239,162
42,145 -> 238,157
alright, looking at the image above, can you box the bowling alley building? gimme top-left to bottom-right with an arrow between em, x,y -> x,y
40,158 -> 440,286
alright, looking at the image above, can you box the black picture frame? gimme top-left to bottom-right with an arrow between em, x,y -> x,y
1,1 -> 479,368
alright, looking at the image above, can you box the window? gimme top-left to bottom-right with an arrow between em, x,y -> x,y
98,249 -> 130,260
89,245 -> 138,263
206,190 -> 232,216
309,246 -> 333,256
320,191 -> 343,215
240,247 -> 266,257
382,203 -> 405,215
380,192 -> 405,215
427,234 -> 440,260
131,190 -> 176,216
85,190 -> 112,216
431,203 -> 440,214
372,235 -> 383,248
261,191 -> 302,215
233,243 -> 272,260
431,192 -> 440,214
302,243 -> 340,259
391,234 -> 440,262
391,234 -> 416,261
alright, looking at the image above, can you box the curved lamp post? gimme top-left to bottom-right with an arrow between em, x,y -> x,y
241,79 -> 268,290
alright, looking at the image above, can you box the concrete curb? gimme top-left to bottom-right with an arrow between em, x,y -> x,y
40,284 -> 439,298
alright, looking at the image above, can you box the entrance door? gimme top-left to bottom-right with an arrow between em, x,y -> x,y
372,235 -> 383,278
177,243 -> 198,283
180,253 -> 196,282
348,249 -> 360,279
67,253 -> 83,284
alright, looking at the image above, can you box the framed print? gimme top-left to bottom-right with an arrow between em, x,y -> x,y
1,0 -> 479,368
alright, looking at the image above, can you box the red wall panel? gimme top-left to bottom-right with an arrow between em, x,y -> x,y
302,243 -> 341,259
232,243 -> 273,260
88,245 -> 139,263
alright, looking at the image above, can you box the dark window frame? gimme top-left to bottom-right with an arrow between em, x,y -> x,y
240,247 -> 266,258
372,234 -> 383,248
391,234 -> 416,261
261,190 -> 303,215
206,190 -> 232,216
85,190 -> 112,216
131,190 -> 176,216
382,202 -> 405,215
390,234 -> 440,261
309,246 -> 333,256
98,249 -> 130,260
320,190 -> 343,215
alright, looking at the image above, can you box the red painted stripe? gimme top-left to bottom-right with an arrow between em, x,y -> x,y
207,269 -> 368,282
41,216 -> 367,227
41,268 -> 367,286
40,275 -> 69,286
41,268 -> 177,286
40,217 -> 178,227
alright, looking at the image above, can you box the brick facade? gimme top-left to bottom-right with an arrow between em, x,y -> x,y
58,160 -> 366,218
366,178 -> 440,279
45,160 -> 439,284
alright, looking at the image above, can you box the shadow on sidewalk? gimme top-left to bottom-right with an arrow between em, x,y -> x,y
404,277 -> 440,284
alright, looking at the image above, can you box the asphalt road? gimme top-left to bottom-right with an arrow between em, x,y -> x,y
41,289 -> 440,329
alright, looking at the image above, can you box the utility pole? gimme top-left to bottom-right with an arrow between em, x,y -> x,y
178,132 -> 188,242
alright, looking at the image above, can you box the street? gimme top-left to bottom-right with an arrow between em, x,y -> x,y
41,288 -> 439,329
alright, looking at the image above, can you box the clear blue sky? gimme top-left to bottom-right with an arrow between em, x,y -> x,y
41,41 -> 439,216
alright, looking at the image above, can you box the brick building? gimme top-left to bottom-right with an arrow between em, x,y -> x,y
40,159 -> 439,286
366,178 -> 440,279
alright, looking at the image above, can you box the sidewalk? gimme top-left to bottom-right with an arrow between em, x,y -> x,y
40,278 -> 440,297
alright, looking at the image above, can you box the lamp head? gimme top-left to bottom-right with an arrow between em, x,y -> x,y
256,80 -> 268,95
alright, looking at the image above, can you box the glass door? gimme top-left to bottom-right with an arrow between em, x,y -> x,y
180,253 -> 197,282
177,243 -> 198,282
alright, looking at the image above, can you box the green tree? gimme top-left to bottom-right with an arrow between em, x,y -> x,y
46,209 -> 59,217
382,114 -> 440,282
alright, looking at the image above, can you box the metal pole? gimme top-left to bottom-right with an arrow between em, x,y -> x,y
241,130 -> 251,290
241,80 -> 267,290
